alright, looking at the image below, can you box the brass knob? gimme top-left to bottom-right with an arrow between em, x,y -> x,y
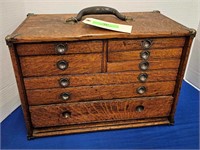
59,78 -> 70,87
140,51 -> 150,60
55,43 -> 67,54
139,61 -> 149,71
138,73 -> 148,82
60,92 -> 70,100
62,111 -> 71,118
136,105 -> 144,112
141,39 -> 152,49
57,60 -> 68,70
137,86 -> 146,94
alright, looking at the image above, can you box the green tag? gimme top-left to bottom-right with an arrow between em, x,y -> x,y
83,18 -> 132,33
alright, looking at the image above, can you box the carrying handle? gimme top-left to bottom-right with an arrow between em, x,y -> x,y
66,6 -> 132,23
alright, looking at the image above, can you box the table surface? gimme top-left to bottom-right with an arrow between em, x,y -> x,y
1,80 -> 199,149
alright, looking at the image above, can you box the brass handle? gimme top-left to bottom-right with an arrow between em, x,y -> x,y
139,61 -> 149,71
57,60 -> 68,70
137,86 -> 146,94
141,39 -> 152,49
138,73 -> 148,82
136,105 -> 144,112
59,78 -> 70,87
60,92 -> 70,100
62,111 -> 71,118
140,51 -> 150,60
55,43 -> 67,54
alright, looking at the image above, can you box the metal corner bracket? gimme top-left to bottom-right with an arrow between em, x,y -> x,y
27,13 -> 35,17
152,10 -> 161,13
189,28 -> 197,38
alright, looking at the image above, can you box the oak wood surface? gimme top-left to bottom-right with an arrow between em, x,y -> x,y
24,70 -> 178,90
108,48 -> 182,62
107,59 -> 180,72
17,40 -> 103,56
108,37 -> 185,52
27,81 -> 175,105
30,96 -> 173,127
20,53 -> 102,77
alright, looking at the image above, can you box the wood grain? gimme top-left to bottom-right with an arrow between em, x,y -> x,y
108,37 -> 185,52
24,70 -> 178,90
27,81 -> 176,105
107,59 -> 180,72
20,53 -> 102,77
108,48 -> 182,62
30,96 -> 173,127
17,40 -> 103,56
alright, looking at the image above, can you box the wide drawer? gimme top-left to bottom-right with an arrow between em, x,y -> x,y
107,59 -> 180,72
108,37 -> 185,52
30,96 -> 173,127
20,53 -> 102,77
17,40 -> 103,56
24,70 -> 178,90
108,48 -> 182,62
27,81 -> 175,105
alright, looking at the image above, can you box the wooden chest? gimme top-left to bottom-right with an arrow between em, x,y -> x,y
6,7 -> 196,139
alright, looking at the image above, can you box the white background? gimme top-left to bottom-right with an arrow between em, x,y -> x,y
0,0 -> 200,122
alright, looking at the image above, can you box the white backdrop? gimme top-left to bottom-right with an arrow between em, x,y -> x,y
0,0 -> 200,122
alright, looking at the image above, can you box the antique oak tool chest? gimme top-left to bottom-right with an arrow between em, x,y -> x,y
6,7 -> 196,139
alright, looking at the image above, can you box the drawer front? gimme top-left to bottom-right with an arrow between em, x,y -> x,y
20,53 -> 102,77
17,40 -> 103,56
27,81 -> 175,105
24,70 -> 178,90
107,59 -> 180,72
108,48 -> 182,62
30,96 -> 173,127
108,37 -> 185,52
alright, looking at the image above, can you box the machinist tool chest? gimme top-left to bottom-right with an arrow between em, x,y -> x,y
6,6 -> 196,139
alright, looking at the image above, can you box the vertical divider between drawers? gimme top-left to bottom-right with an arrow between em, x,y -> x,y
102,40 -> 108,73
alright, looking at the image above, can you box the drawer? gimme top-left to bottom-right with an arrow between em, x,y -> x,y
107,59 -> 180,72
108,48 -> 182,62
108,37 -> 185,52
30,96 -> 173,127
24,70 -> 178,90
17,40 -> 103,56
20,53 -> 102,77
27,81 -> 175,105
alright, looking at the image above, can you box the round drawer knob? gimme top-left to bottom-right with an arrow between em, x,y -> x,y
141,39 -> 152,49
59,78 -> 70,87
140,51 -> 150,60
139,61 -> 149,71
136,105 -> 144,112
62,111 -> 71,118
137,86 -> 146,94
60,92 -> 70,100
57,60 -> 68,70
138,73 -> 148,82
56,43 -> 67,54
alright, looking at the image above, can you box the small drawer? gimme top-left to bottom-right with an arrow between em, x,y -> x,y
108,37 -> 185,52
108,48 -> 183,62
107,59 -> 180,72
24,70 -> 178,90
26,81 -> 176,105
20,53 -> 102,77
16,40 -> 103,56
29,96 -> 173,127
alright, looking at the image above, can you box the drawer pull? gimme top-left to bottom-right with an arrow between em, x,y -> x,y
136,105 -> 144,112
62,111 -> 71,118
140,51 -> 150,60
138,73 -> 148,82
137,86 -> 146,94
56,43 -> 67,54
57,60 -> 68,70
60,92 -> 70,100
141,39 -> 152,49
139,61 -> 149,71
59,78 -> 70,87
